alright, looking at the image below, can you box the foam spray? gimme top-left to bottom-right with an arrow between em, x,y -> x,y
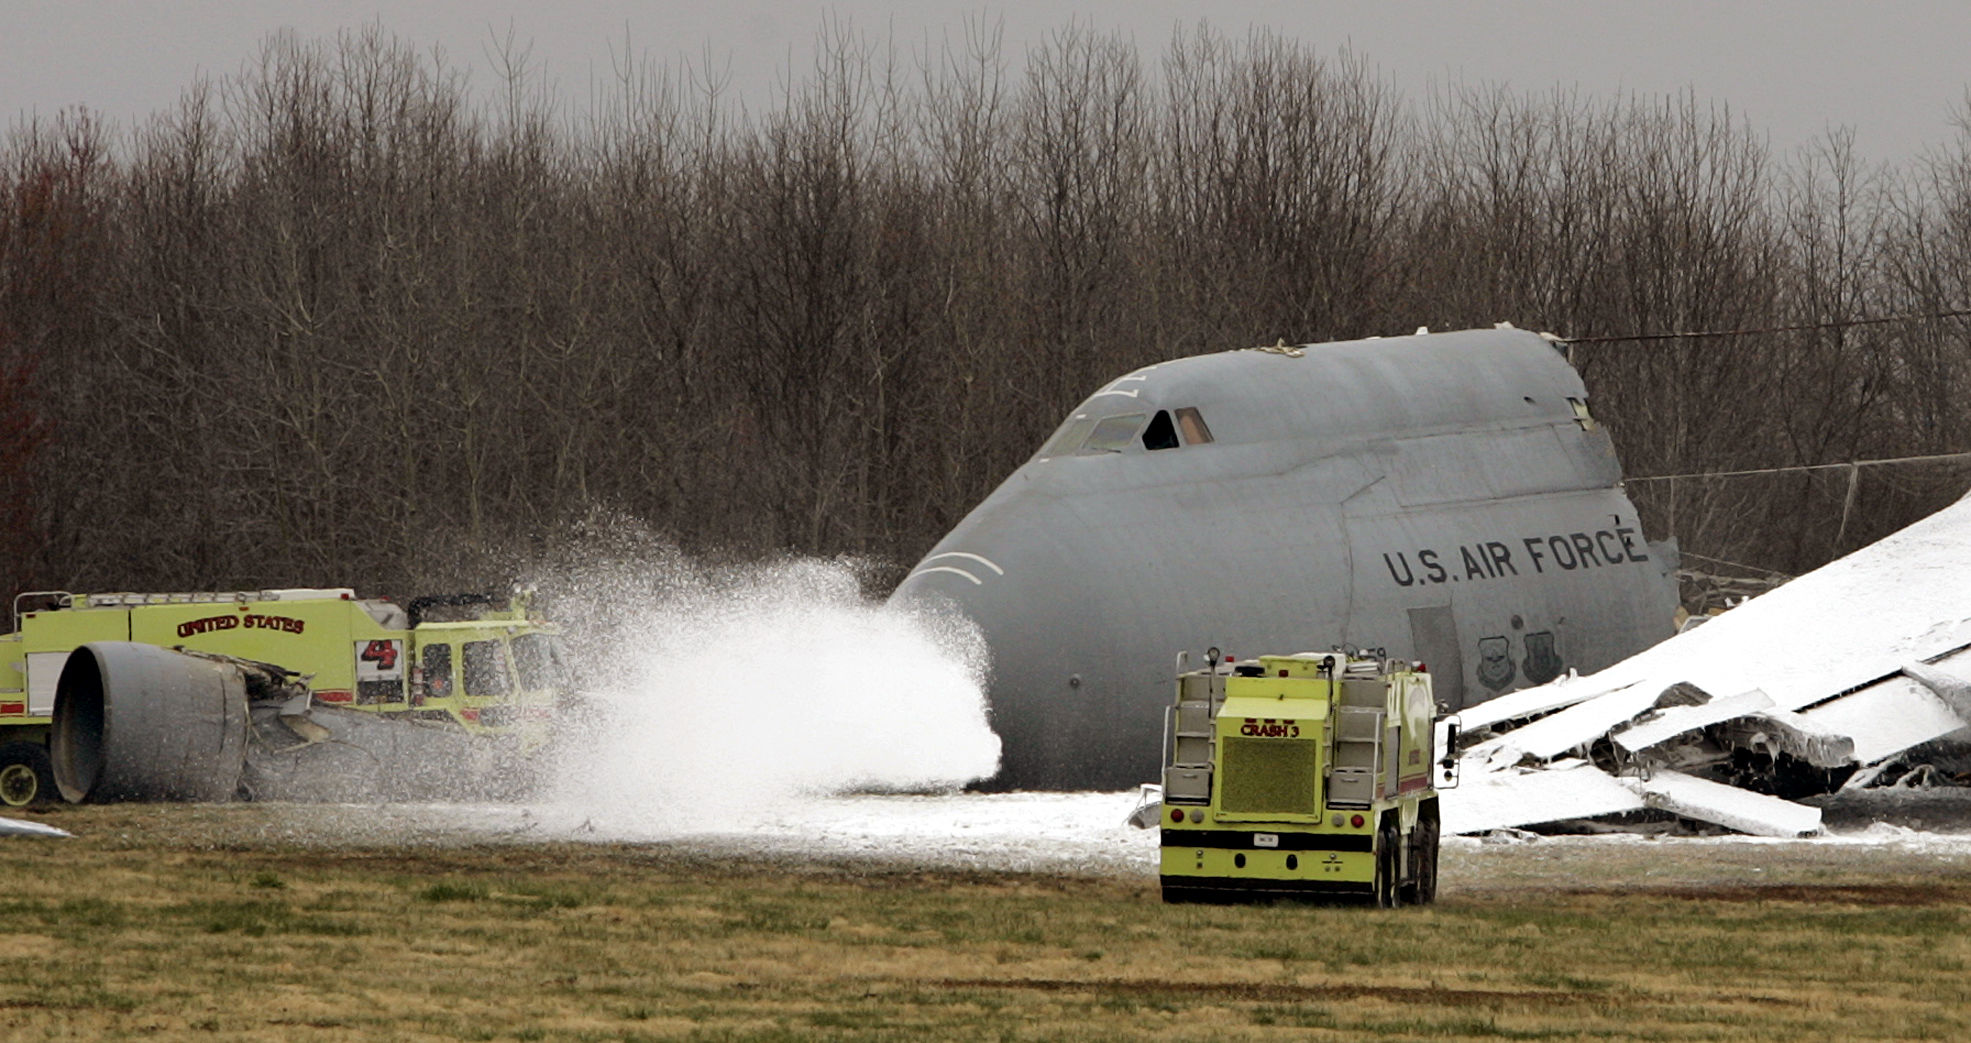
538,551 -> 1001,833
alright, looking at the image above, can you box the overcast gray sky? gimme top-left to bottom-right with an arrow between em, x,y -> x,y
5,1 -> 1968,162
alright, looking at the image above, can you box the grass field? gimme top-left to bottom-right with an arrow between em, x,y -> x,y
1,804 -> 1968,1041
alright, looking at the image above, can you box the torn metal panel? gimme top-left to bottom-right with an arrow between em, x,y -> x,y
1466,682 -> 1661,764
1799,676 -> 1964,767
1455,676 -> 1624,733
1611,689 -> 1776,753
1715,709 -> 1857,768
1441,758 -> 1647,836
1761,647 -> 1971,770
1434,496 -> 1971,834
1900,659 -> 1971,721
1624,769 -> 1821,838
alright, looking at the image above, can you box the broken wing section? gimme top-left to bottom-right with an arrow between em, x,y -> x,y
1442,492 -> 1971,838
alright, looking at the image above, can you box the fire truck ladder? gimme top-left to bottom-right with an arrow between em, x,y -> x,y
1327,662 -> 1387,808
1163,653 -> 1222,804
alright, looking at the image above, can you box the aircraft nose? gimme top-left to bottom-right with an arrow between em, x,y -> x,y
893,543 -> 1152,789
892,543 -> 1081,785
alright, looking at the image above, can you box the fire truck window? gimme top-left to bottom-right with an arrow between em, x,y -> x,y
512,633 -> 564,690
1142,410 -> 1180,451
1082,413 -> 1146,453
548,636 -> 580,691
422,644 -> 453,700
1176,406 -> 1214,445
463,640 -> 512,698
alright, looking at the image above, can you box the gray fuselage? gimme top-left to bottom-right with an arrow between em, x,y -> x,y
889,328 -> 1678,789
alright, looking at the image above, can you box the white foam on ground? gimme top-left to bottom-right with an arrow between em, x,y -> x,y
338,792 -> 1163,874
263,790 -> 1971,878
539,555 -> 1002,833
617,791 -> 1159,873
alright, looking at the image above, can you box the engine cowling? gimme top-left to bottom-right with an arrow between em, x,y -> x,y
51,641 -> 250,802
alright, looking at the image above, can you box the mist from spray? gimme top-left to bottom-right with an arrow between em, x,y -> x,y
537,545 -> 1000,833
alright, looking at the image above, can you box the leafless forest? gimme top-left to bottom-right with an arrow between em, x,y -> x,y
4,26 -> 1970,606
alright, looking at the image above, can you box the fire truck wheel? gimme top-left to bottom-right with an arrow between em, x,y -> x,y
1374,816 -> 1402,908
1404,803 -> 1440,906
0,743 -> 55,807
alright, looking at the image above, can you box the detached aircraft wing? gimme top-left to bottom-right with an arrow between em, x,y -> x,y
1445,492 -> 1971,837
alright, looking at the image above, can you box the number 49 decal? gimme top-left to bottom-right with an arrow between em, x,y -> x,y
356,639 -> 404,680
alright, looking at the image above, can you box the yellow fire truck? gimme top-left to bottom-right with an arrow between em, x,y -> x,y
1159,649 -> 1450,904
0,588 -> 569,806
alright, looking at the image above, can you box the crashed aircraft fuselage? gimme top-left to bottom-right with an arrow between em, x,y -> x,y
890,328 -> 1679,789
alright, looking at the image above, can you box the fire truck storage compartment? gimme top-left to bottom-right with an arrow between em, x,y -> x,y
1329,703 -> 1385,807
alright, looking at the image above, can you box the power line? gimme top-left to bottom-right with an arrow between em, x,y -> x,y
1627,450 -> 1971,483
1566,307 -> 1971,345
1676,551 -> 1793,581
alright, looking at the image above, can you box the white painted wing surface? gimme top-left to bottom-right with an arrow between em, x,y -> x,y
1802,675 -> 1968,766
1624,770 -> 1821,838
1441,758 -> 1647,835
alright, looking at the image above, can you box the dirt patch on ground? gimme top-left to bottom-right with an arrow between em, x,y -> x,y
1611,881 -> 1971,905
923,976 -> 1736,1009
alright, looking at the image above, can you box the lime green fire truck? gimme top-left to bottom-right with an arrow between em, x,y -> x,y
1159,649 -> 1451,905
0,588 -> 570,806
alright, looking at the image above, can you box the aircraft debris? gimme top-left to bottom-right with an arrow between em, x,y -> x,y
1714,709 -> 1855,769
1628,769 -> 1821,838
1442,758 -> 1646,836
1441,492 -> 1971,838
0,816 -> 70,838
1611,689 -> 1775,754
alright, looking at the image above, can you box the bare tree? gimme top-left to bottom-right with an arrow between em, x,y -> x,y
7,23 -> 1971,609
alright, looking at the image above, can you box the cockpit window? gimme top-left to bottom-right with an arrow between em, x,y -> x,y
1041,413 -> 1100,458
1042,407 -> 1194,459
1176,406 -> 1214,445
1083,413 -> 1146,453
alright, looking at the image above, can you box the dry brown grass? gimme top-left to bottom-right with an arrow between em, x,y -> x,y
1,804 -> 1968,1040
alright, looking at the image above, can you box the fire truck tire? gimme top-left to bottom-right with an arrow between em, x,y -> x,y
0,742 -> 54,807
1375,816 -> 1402,907
1403,802 -> 1441,906
51,642 -> 249,803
